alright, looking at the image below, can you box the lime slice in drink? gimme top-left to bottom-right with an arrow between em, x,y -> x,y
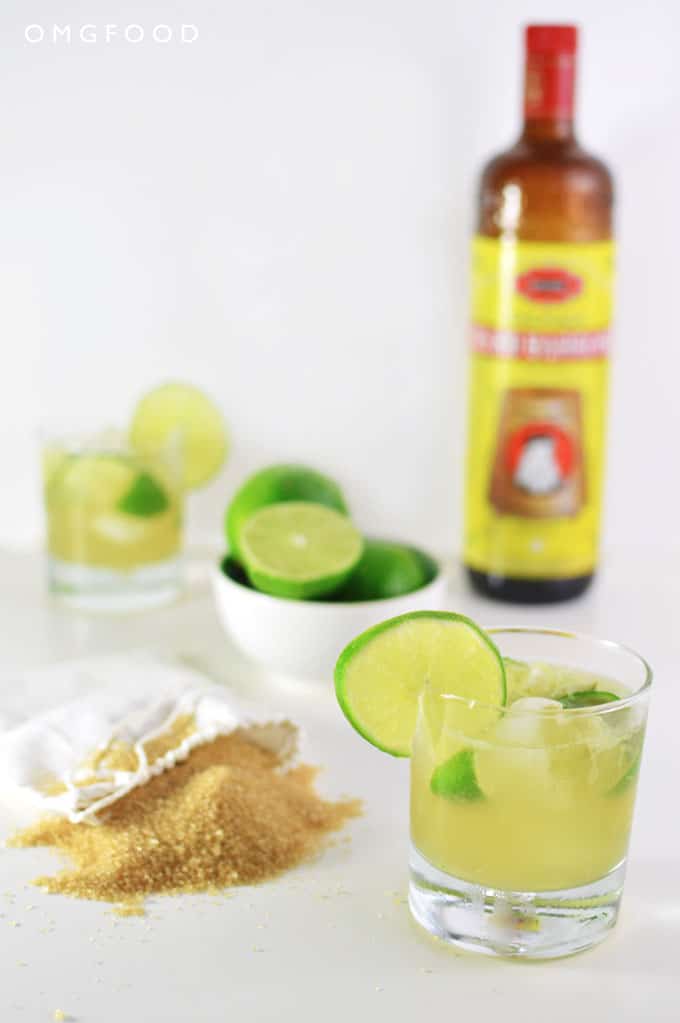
50,455 -> 136,510
240,501 -> 363,600
117,472 -> 169,517
334,539 -> 434,602
430,749 -> 484,802
334,612 -> 506,757
609,750 -> 642,797
558,690 -> 619,709
226,464 -> 348,563
130,382 -> 227,491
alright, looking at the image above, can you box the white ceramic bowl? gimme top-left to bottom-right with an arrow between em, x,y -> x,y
212,555 -> 450,682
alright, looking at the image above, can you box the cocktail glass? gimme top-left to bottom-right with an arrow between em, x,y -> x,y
409,628 -> 652,959
42,429 -> 184,611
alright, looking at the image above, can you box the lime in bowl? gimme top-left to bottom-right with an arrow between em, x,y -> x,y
335,616 -> 652,959
212,553 -> 448,682
214,464 -> 448,680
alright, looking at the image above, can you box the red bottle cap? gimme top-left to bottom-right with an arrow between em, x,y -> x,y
524,24 -> 578,121
526,25 -> 578,56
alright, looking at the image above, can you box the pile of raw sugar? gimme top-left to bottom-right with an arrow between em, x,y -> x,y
9,732 -> 360,906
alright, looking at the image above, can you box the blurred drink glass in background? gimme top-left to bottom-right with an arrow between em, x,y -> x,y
42,429 -> 184,611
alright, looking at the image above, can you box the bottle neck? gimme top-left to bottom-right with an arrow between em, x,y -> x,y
521,50 -> 576,144
521,117 -> 574,144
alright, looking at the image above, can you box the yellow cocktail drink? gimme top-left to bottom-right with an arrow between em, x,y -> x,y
44,435 -> 183,609
335,615 -> 651,957
411,662 -> 644,892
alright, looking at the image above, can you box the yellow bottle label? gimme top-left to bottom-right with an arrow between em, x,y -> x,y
464,236 -> 614,579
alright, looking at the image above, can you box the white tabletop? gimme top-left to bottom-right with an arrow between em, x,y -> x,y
0,547 -> 678,1022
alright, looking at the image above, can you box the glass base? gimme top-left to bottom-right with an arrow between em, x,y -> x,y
409,845 -> 625,959
48,555 -> 183,612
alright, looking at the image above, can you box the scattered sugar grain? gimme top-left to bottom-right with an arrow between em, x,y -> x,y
112,898 -> 145,918
9,733 -> 360,908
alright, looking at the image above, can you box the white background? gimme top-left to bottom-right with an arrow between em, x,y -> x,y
1,0 -> 678,554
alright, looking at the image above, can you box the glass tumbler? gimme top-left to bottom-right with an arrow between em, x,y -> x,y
43,430 -> 184,611
409,628 -> 652,958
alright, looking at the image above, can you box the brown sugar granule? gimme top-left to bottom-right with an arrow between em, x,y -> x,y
87,738 -> 140,775
37,738 -> 141,797
38,777 -> 68,797
143,712 -> 197,766
112,897 -> 146,917
38,715 -> 197,802
9,733 -> 360,905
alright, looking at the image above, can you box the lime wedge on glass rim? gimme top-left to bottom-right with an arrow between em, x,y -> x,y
334,611 -> 506,758
129,382 -> 228,491
240,501 -> 363,600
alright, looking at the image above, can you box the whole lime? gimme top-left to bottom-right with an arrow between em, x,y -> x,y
335,539 -> 436,602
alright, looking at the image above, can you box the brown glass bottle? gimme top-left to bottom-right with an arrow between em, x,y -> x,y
464,25 -> 614,603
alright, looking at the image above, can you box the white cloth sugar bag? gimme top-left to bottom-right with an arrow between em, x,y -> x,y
0,652 -> 298,823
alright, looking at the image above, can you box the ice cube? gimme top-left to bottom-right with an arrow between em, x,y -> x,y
473,699 -> 562,800
496,697 -> 563,747
91,514 -> 150,545
509,697 -> 563,713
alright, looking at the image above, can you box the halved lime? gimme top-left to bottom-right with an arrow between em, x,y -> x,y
129,382 -> 227,491
334,539 -> 433,602
226,464 -> 347,563
334,612 -> 506,757
240,501 -> 363,600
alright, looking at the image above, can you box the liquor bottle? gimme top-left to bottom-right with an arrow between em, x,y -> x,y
463,24 -> 614,603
